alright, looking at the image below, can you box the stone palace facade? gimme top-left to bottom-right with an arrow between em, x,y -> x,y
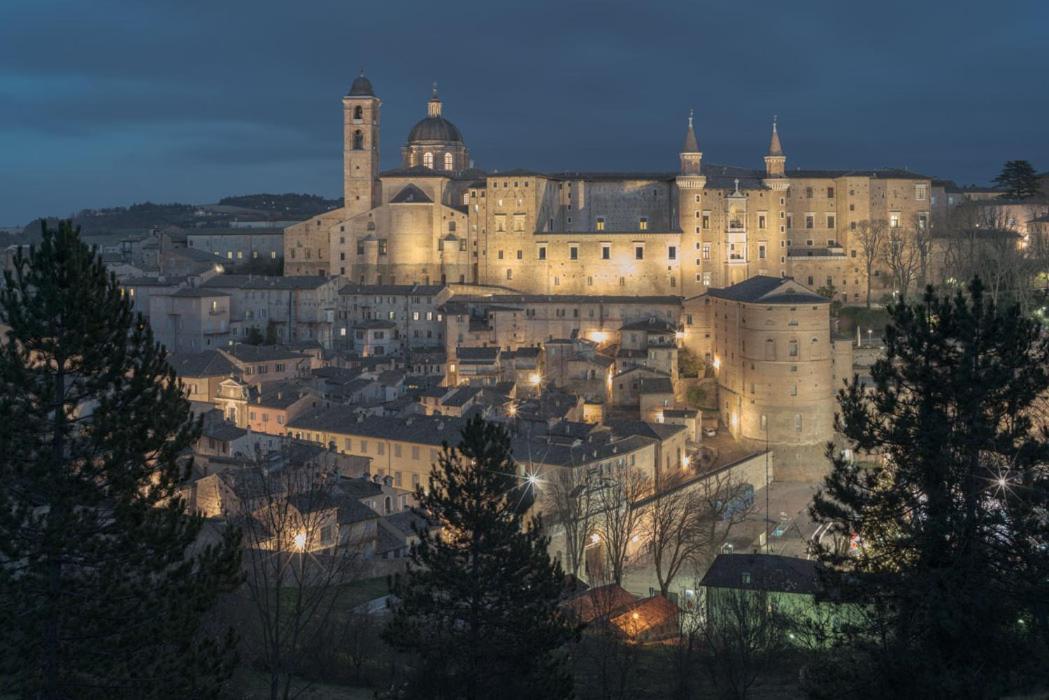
284,72 -> 933,305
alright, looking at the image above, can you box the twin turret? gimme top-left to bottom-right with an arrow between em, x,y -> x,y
677,111 -> 788,180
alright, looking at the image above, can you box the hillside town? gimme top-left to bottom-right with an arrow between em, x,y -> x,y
4,61 -> 1049,698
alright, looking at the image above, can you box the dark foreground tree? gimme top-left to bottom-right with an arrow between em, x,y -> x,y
0,221 -> 242,699
993,159 -> 1039,199
384,415 -> 579,700
810,278 -> 1049,698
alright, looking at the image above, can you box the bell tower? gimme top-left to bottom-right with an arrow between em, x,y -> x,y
343,70 -> 381,218
678,109 -> 708,296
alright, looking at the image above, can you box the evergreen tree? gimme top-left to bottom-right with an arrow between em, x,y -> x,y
384,415 -> 579,700
244,325 -> 265,345
810,279 -> 1049,697
994,160 -> 1040,199
0,221 -> 242,699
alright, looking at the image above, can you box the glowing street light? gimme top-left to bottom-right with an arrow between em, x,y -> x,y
529,372 -> 542,386
293,531 -> 307,552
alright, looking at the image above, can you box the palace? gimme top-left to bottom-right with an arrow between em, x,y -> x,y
284,72 -> 934,304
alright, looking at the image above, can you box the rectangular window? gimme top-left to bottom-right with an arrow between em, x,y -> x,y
758,213 -> 767,229
569,245 -> 578,260
826,214 -> 836,229
702,272 -> 711,286
667,245 -> 676,260
915,184 -> 928,200
601,242 -> 611,259
702,212 -> 711,229
702,243 -> 711,261
639,217 -> 648,231
758,243 -> 767,260
537,244 -> 547,260
495,214 -> 506,232
634,244 -> 644,260
805,214 -> 815,229
786,213 -> 793,229
827,186 -> 835,198
513,214 -> 526,232
595,217 -> 605,231
890,212 -> 901,228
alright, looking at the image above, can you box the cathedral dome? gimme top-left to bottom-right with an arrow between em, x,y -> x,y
348,73 -> 374,97
407,116 -> 463,144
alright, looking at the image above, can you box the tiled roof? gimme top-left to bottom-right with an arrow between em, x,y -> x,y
168,287 -> 229,298
456,346 -> 500,363
289,411 -> 467,447
203,275 -> 332,291
339,283 -> 446,296
705,276 -> 828,305
169,349 -> 237,377
224,344 -> 308,363
700,553 -> 822,595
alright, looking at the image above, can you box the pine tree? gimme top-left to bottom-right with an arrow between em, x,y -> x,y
993,160 -> 1039,199
383,415 -> 579,700
810,279 -> 1049,697
0,221 -> 242,699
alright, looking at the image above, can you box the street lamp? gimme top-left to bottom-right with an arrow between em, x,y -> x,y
293,531 -> 307,552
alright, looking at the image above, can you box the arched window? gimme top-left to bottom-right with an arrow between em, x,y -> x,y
423,152 -> 434,169
443,152 -> 454,171
352,129 -> 364,150
353,105 -> 363,120
366,221 -> 376,231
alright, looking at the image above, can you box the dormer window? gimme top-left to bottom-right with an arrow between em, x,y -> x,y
595,217 -> 606,232
639,217 -> 648,231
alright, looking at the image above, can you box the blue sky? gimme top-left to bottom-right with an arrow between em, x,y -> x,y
1,0 -> 1047,225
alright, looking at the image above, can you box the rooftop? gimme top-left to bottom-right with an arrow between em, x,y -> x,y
700,553 -> 822,595
704,276 -> 828,305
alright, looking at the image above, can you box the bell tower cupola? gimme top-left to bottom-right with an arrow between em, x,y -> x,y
343,69 -> 381,217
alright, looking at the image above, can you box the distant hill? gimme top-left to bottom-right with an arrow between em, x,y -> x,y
18,193 -> 343,241
218,193 -> 342,218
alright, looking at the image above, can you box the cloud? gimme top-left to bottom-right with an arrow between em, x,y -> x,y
0,0 -> 1047,224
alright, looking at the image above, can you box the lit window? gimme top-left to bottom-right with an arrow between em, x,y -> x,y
639,217 -> 648,231
915,184 -> 928,200
444,152 -> 453,171
596,217 -> 606,231
423,152 -> 434,169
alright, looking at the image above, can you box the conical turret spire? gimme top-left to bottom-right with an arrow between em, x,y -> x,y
768,115 -> 783,156
683,108 -> 700,153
